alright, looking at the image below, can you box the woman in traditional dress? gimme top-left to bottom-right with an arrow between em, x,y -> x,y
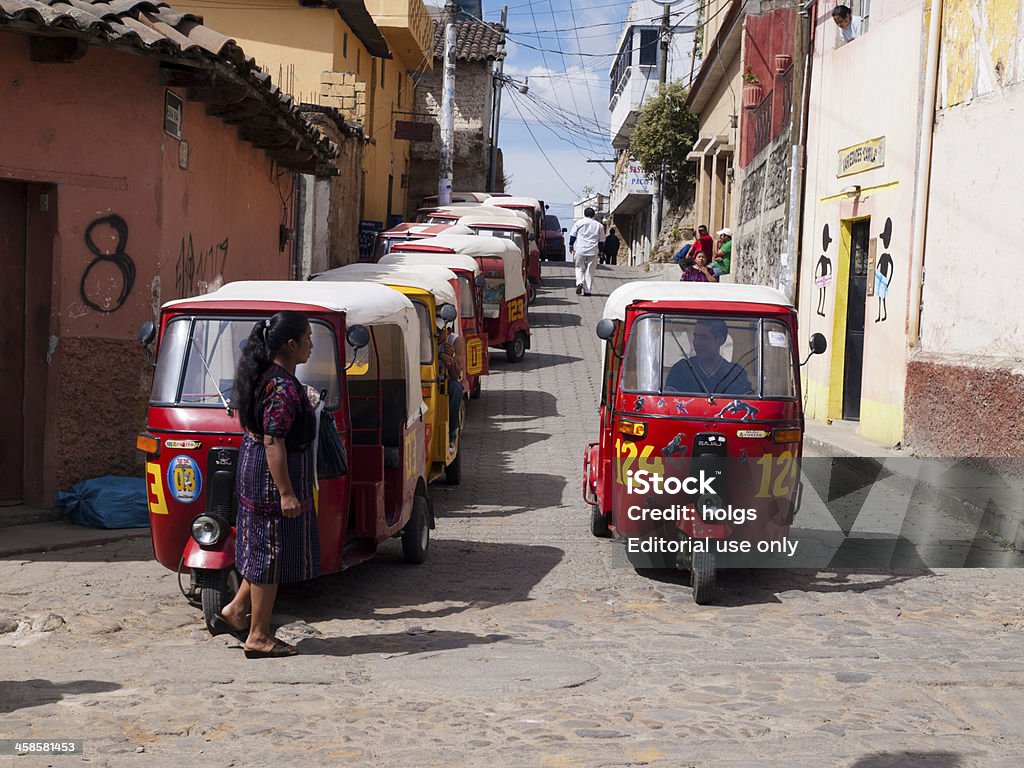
214,311 -> 320,658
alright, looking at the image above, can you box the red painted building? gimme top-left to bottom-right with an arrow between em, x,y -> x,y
0,0 -> 335,508
739,7 -> 797,168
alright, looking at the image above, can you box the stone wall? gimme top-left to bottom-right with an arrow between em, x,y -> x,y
320,72 -> 368,123
407,61 -> 493,216
733,134 -> 790,287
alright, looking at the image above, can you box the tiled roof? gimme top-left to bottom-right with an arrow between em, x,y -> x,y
0,0 -> 337,171
431,18 -> 505,62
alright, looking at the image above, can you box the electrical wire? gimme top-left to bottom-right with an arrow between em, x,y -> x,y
506,89 -> 582,197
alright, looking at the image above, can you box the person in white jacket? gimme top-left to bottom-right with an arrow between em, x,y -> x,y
569,207 -> 605,296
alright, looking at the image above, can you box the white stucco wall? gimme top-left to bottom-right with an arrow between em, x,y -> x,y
920,82 -> 1024,358
797,0 -> 927,444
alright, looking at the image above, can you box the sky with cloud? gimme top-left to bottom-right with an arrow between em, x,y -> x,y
424,0 -> 700,225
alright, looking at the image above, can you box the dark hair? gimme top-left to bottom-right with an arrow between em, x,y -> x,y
698,224 -> 708,233
695,318 -> 729,343
584,207 -> 595,218
680,254 -> 696,269
232,310 -> 310,433
832,5 -> 851,18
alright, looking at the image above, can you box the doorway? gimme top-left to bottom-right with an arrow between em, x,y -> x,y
842,218 -> 870,420
0,182 -> 27,504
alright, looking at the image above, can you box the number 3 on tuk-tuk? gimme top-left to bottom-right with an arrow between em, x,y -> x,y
582,282 -> 827,604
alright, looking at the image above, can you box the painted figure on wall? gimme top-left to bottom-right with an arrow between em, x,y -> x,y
814,223 -> 833,317
875,217 -> 894,323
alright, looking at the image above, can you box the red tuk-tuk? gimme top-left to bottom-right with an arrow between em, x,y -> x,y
483,195 -> 546,269
583,282 -> 827,604
455,210 -> 541,304
387,233 -> 530,362
379,250 -> 489,399
371,222 -> 475,262
419,191 -> 492,208
137,281 -> 432,630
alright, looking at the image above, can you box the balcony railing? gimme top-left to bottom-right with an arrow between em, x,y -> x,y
751,94 -> 772,157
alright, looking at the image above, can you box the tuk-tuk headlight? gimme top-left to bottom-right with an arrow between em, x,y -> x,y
191,514 -> 227,547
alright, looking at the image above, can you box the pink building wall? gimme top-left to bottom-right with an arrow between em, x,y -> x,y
0,38 -> 296,505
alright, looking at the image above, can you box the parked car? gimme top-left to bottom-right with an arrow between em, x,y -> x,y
543,214 -> 566,261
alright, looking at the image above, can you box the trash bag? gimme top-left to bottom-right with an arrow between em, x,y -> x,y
56,476 -> 150,529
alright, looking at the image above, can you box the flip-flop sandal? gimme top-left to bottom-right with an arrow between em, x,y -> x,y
209,615 -> 248,643
243,639 -> 298,659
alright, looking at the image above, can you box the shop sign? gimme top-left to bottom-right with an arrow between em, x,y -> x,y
837,136 -> 885,177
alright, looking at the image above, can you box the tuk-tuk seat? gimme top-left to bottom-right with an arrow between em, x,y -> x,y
347,379 -> 407,462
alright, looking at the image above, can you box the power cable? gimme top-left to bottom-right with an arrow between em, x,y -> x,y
506,89 -> 580,197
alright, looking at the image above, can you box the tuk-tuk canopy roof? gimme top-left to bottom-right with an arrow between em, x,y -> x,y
432,204 -> 528,222
456,211 -> 533,234
483,195 -> 542,214
421,192 -> 492,205
379,251 -> 481,277
391,233 -> 525,301
382,222 -> 474,238
314,263 -> 458,308
602,281 -> 794,321
163,280 -> 413,327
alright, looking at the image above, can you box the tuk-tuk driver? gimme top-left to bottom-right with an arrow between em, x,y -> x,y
440,320 -> 466,450
665,319 -> 753,396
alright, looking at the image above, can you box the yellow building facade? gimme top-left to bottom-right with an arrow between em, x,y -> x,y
177,0 -> 432,225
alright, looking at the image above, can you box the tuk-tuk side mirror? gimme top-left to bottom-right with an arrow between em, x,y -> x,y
439,303 -> 458,324
809,332 -> 827,355
346,324 -> 371,351
475,274 -> 487,288
561,228 -> 567,233
139,320 -> 157,368
801,332 -> 827,366
139,320 -> 156,346
596,318 -> 616,341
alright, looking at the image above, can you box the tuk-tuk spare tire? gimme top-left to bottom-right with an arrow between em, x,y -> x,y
200,567 -> 240,633
506,332 -> 527,363
590,505 -> 611,538
402,495 -> 430,564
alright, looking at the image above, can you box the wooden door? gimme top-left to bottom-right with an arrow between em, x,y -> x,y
0,183 -> 26,503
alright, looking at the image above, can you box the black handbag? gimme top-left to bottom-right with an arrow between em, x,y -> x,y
316,397 -> 348,479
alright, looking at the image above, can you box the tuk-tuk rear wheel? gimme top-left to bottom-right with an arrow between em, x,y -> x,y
590,505 -> 611,538
402,496 -> 430,564
505,333 -> 527,363
527,284 -> 537,304
200,567 -> 241,632
470,379 -> 481,399
690,549 -> 717,605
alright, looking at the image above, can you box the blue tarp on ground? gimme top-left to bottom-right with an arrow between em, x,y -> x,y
56,476 -> 150,529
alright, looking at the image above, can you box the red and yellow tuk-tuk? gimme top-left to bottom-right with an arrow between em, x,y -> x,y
583,282 -> 827,604
372,222 -> 474,262
312,263 -> 473,484
384,233 -> 530,362
379,250 -> 489,399
455,210 -> 541,304
137,281 -> 431,630
483,195 -> 546,270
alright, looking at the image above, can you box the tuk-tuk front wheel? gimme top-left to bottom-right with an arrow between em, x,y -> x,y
200,567 -> 241,632
590,505 -> 611,538
444,445 -> 462,485
402,496 -> 430,564
527,284 -> 537,304
689,549 -> 717,605
505,332 -> 527,363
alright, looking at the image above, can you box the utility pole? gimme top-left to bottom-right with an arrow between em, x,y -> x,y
653,0 -> 673,250
438,0 -> 458,206
488,4 -> 508,193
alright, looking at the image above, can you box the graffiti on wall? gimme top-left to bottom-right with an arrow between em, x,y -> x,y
814,223 -> 833,317
80,214 -> 136,313
875,217 -> 894,323
175,234 -> 229,299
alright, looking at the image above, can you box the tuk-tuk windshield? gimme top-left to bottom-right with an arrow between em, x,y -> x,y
150,317 -> 341,408
621,314 -> 796,399
472,227 -> 526,258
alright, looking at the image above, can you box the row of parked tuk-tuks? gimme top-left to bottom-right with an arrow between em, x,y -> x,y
136,192 -> 549,629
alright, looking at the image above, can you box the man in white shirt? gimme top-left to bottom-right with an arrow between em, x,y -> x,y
832,4 -> 862,44
569,207 -> 605,296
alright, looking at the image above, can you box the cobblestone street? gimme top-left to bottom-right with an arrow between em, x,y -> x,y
2,263 -> 1023,767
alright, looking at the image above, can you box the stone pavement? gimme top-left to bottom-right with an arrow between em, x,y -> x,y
1,262 -> 1023,767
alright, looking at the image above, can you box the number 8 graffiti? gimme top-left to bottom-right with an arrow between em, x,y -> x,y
80,214 -> 136,313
